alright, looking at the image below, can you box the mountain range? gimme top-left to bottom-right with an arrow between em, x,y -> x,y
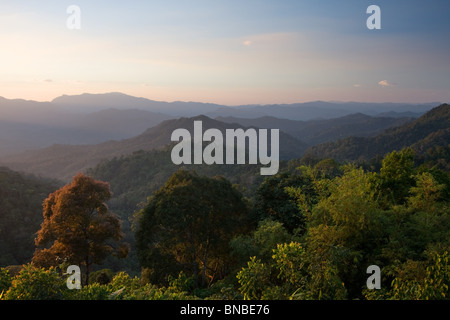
304,103 -> 450,164
51,93 -> 436,119
0,92 -> 447,181
0,115 -> 307,181
0,92 -> 436,156
216,113 -> 413,146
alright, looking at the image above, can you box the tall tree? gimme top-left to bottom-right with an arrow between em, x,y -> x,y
303,166 -> 383,299
135,169 -> 249,287
253,172 -> 313,233
32,173 -> 128,286
379,148 -> 416,205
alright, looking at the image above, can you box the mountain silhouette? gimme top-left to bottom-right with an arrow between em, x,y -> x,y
0,115 -> 306,181
304,103 -> 450,162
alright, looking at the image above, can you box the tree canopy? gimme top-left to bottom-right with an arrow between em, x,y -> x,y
135,169 -> 249,287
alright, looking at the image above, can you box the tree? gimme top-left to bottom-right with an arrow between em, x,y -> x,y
365,251 -> 449,300
135,169 -> 249,287
32,173 -> 128,286
303,166 -> 382,299
253,172 -> 313,233
0,167 -> 58,266
230,219 -> 293,266
236,256 -> 271,300
379,148 -> 416,205
3,264 -> 65,300
408,172 -> 445,213
236,242 -> 314,300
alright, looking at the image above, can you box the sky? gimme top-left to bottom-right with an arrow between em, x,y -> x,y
0,0 -> 449,105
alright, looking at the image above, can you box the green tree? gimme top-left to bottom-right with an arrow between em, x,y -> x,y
236,256 -> 270,300
408,172 -> 445,213
380,171 -> 449,269
303,166 -> 382,298
366,251 -> 449,300
3,264 -> 65,300
236,242 -> 316,300
135,170 -> 249,287
272,242 -> 307,292
379,148 -> 416,205
230,219 -> 293,266
252,172 -> 311,233
395,251 -> 449,300
32,173 -> 129,286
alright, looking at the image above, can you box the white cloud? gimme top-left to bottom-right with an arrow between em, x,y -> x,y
378,80 -> 396,87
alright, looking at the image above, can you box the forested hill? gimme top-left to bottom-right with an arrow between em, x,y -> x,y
217,113 -> 414,146
0,115 -> 306,182
304,103 -> 450,165
0,167 -> 59,266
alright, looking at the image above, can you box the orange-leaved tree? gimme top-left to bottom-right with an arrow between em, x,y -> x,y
32,173 -> 128,286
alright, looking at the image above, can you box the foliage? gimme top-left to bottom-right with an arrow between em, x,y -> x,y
391,251 -> 449,300
90,268 -> 114,285
1,139 -> 449,300
3,264 -> 65,300
365,251 -> 449,300
87,148 -> 265,275
379,148 -> 416,205
252,172 -> 310,233
236,241 -> 342,300
0,167 -> 59,266
230,219 -> 293,266
237,256 -> 271,300
0,268 -> 12,296
135,169 -> 249,287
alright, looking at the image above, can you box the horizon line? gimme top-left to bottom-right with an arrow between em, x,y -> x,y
0,92 -> 443,107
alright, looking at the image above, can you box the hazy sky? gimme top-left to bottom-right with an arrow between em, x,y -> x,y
0,0 -> 449,105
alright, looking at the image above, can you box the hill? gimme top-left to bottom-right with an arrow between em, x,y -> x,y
0,96 -> 174,156
0,115 -> 307,181
0,167 -> 59,266
217,113 -> 413,146
0,93 -> 437,156
0,109 -> 173,156
304,103 -> 450,165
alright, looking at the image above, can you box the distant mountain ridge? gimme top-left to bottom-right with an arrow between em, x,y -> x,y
0,93 -> 445,180
50,92 -> 437,120
217,113 -> 414,146
0,92 -> 436,156
304,103 -> 450,162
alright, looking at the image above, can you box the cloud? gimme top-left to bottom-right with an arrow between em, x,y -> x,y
353,84 -> 361,88
378,80 -> 396,87
242,40 -> 252,46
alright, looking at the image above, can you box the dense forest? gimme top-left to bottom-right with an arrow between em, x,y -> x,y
0,167 -> 60,266
0,146 -> 448,300
0,105 -> 449,300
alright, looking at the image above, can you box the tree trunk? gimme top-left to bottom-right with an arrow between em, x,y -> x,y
85,256 -> 90,287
